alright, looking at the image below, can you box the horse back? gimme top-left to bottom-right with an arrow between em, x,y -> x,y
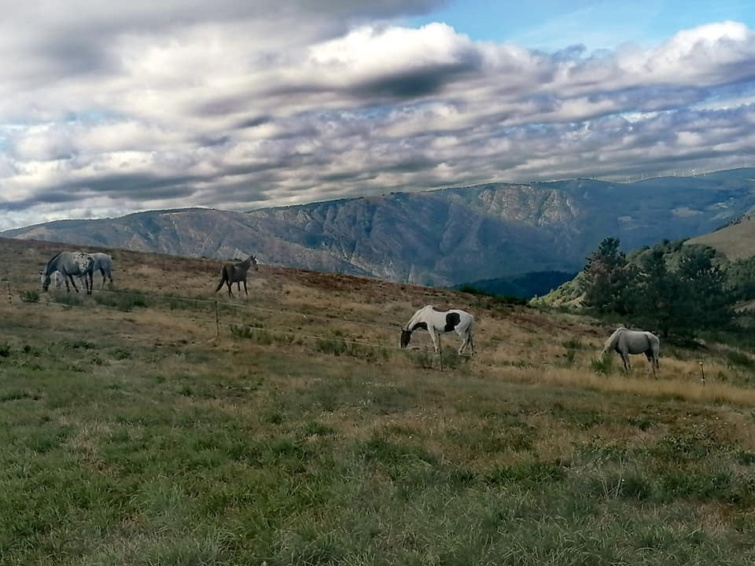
443,312 -> 462,332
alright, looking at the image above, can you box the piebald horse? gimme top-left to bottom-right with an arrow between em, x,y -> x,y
215,255 -> 258,297
400,305 -> 475,355
601,326 -> 660,375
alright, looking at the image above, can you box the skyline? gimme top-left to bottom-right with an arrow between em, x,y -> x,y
1,0 -> 755,231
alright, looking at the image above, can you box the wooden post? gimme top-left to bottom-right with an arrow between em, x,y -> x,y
215,301 -> 220,340
699,361 -> 705,386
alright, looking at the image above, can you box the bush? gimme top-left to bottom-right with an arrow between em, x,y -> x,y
93,291 -> 149,311
591,355 -> 614,375
230,324 -> 274,345
20,290 -> 39,303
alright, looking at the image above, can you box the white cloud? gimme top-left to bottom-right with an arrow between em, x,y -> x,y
1,2 -> 755,231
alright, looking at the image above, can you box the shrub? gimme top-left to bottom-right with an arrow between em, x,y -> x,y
51,293 -> 85,307
591,355 -> 614,375
93,291 -> 149,311
20,290 -> 39,303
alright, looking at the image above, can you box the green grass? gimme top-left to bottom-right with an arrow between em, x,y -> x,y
3,304 -> 755,564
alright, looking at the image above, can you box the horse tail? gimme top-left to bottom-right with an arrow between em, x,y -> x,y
215,267 -> 227,292
651,333 -> 661,367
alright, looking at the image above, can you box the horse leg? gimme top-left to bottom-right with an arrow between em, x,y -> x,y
458,331 -> 471,355
243,280 -> 248,297
68,275 -> 79,293
226,281 -> 233,297
621,353 -> 630,373
429,330 -> 440,353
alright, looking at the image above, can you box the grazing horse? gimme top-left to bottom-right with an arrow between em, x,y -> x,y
41,251 -> 94,294
601,326 -> 660,375
90,252 -> 114,288
215,255 -> 258,297
400,305 -> 475,355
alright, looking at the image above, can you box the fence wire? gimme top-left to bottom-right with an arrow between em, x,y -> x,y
7,284 -> 412,352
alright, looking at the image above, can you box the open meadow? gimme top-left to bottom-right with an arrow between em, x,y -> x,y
2,238 -> 755,565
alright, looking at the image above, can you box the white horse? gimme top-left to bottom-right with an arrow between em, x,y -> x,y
601,326 -> 660,375
41,251 -> 94,294
51,271 -> 66,289
400,305 -> 475,355
90,252 -> 114,288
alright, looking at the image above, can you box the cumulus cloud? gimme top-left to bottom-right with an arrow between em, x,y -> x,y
1,1 -> 755,230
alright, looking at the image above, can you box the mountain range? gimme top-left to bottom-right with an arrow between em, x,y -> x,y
5,168 -> 755,287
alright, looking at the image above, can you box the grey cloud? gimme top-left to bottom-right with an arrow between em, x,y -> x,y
28,173 -> 201,205
235,116 -> 273,130
348,57 -> 481,100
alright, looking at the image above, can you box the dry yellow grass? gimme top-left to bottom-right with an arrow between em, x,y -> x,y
3,236 -> 754,407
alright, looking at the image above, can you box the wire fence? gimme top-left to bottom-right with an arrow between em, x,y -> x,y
6,283 -> 419,355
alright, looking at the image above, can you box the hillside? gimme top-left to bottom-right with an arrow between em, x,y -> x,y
686,214 -> 755,260
3,237 -> 755,564
4,168 -> 755,286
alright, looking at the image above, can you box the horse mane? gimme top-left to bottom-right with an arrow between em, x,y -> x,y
47,251 -> 62,266
602,327 -> 626,352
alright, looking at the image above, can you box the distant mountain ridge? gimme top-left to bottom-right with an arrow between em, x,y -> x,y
5,168 -> 755,286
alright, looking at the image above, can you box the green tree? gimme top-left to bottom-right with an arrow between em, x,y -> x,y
676,245 -> 733,332
628,247 -> 681,338
580,237 -> 632,314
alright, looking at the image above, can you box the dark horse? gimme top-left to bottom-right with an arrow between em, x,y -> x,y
215,255 -> 258,297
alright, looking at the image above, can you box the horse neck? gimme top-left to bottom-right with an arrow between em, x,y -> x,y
405,309 -> 424,331
604,329 -> 622,351
44,252 -> 63,275
406,307 -> 438,331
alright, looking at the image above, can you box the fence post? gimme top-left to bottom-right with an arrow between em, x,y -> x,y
215,301 -> 220,339
6,282 -> 11,304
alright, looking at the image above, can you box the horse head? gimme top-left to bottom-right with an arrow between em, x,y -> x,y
250,255 -> 259,271
399,326 -> 412,349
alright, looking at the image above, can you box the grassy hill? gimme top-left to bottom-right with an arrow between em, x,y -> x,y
3,238 -> 755,564
687,214 -> 755,260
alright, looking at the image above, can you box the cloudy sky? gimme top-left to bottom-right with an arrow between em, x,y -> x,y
1,0 -> 755,231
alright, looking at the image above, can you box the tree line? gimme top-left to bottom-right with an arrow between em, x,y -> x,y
578,237 -> 752,339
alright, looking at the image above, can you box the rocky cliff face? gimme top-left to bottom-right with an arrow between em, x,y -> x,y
5,169 -> 755,286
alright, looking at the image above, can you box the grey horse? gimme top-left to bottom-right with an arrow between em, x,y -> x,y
41,251 -> 94,294
215,255 -> 258,297
90,252 -> 114,288
601,326 -> 660,375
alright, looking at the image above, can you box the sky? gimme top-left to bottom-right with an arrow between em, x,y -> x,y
1,0 -> 755,232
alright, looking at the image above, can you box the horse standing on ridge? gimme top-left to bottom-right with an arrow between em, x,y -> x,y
601,326 -> 660,375
215,255 -> 258,297
400,305 -> 475,355
40,251 -> 94,295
